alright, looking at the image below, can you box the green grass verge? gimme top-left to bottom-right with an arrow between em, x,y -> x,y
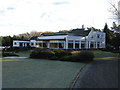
93,50 -> 119,60
15,50 -> 31,57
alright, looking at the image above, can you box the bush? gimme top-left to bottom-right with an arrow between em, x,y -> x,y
30,50 -> 94,62
29,49 -> 71,59
61,50 -> 94,62
30,50 -> 55,59
53,49 -> 71,57
77,51 -> 94,61
60,55 -> 78,62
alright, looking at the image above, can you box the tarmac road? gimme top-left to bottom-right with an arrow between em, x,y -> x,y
72,59 -> 119,88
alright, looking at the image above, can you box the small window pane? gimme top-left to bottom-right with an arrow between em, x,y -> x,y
75,43 -> 79,48
14,42 -> 17,45
68,43 -> 73,48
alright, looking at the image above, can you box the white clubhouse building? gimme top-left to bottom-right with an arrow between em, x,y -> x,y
13,28 -> 106,49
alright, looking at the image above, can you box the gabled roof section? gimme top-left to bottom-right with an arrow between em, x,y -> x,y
68,29 -> 91,36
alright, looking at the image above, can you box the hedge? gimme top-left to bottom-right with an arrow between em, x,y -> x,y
30,50 -> 55,59
30,50 -> 94,62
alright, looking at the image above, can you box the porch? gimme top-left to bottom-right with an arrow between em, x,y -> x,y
36,40 -> 103,49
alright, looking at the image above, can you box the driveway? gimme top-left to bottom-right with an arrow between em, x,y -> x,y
72,59 -> 119,88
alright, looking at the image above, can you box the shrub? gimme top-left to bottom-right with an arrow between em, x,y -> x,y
42,51 -> 55,58
29,50 -> 40,58
61,50 -> 94,62
30,50 -> 55,59
30,50 -> 94,62
77,51 -> 94,61
60,55 -> 78,62
29,49 -> 71,59
53,49 -> 71,57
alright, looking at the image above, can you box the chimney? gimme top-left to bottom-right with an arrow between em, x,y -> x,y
82,25 -> 85,30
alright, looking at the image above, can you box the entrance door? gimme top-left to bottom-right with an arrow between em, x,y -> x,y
90,42 -> 94,48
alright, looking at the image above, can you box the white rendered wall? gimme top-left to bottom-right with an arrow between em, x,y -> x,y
13,40 -> 30,47
13,40 -> 20,47
30,40 -> 36,47
87,30 -> 106,48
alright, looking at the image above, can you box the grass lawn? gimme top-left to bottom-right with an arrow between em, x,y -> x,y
93,50 -> 119,60
15,50 -> 31,57
2,58 -> 86,88
2,50 -> 119,88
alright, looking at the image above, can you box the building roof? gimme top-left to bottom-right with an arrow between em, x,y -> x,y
68,29 -> 91,36
41,28 -> 91,37
41,32 -> 68,36
37,35 -> 67,40
29,36 -> 38,40
13,40 -> 30,43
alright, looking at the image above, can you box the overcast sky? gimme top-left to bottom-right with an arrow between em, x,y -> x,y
0,0 -> 119,36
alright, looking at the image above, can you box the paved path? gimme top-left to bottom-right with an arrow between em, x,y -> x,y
72,58 -> 119,88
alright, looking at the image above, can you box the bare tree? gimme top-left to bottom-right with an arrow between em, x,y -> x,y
109,0 -> 120,25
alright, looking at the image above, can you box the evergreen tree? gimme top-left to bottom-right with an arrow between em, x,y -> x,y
103,23 -> 110,46
111,22 -> 120,50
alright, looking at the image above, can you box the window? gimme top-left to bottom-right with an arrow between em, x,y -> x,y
43,43 -> 47,48
101,35 -> 103,39
68,43 -> 73,48
59,43 -> 64,48
14,42 -> 17,45
90,42 -> 94,48
97,42 -> 100,48
20,43 -> 23,47
75,41 -> 79,49
27,43 -> 29,47
81,41 -> 85,49
91,36 -> 93,38
50,43 -> 58,48
68,40 -> 74,49
97,34 -> 100,38
75,43 -> 79,49
31,43 -> 34,46
81,43 -> 85,49
36,43 -> 42,47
